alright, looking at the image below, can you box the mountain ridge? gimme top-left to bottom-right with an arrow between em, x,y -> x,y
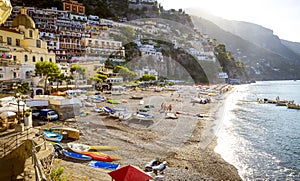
188,9 -> 300,80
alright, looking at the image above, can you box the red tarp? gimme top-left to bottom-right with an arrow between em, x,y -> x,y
108,165 -> 152,181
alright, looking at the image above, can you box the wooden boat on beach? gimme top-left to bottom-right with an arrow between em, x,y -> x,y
63,150 -> 92,161
130,95 -> 143,100
67,143 -> 118,153
133,113 -> 154,121
80,152 -> 114,162
81,152 -> 121,160
50,127 -> 81,140
43,131 -> 63,142
88,161 -> 120,170
165,112 -> 178,119
103,106 -> 115,114
107,99 -> 121,104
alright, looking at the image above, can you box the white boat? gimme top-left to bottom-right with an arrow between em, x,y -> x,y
67,143 -> 90,152
165,112 -> 178,119
84,101 -> 96,107
67,143 -> 118,153
191,97 -> 201,103
118,113 -> 132,121
132,113 -> 154,121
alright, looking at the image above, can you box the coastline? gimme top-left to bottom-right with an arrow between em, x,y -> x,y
53,85 -> 242,180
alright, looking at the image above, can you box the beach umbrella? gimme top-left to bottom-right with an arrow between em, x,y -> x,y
108,165 -> 152,181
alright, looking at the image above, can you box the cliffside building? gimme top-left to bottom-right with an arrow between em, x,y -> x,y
0,8 -> 55,82
62,0 -> 85,14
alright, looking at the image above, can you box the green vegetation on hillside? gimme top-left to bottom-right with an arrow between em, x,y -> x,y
214,44 -> 248,81
12,0 -> 63,9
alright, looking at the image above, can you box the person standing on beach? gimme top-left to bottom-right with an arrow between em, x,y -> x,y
168,104 -> 172,112
163,103 -> 167,111
161,102 -> 164,111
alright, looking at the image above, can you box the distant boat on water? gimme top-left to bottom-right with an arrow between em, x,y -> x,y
287,103 -> 300,110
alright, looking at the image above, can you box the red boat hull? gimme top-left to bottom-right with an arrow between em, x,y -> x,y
82,152 -> 114,162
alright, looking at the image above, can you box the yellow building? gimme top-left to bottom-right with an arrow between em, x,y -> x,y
0,0 -> 11,24
0,7 -> 55,81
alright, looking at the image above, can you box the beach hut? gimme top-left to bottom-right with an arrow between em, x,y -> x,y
108,165 -> 152,181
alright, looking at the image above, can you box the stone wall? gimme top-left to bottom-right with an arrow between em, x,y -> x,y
0,140 -> 34,180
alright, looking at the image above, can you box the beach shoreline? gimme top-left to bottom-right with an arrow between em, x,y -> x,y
53,84 -> 242,180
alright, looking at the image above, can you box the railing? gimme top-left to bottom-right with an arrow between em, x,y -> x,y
32,139 -> 47,181
0,127 -> 49,181
0,127 -> 39,158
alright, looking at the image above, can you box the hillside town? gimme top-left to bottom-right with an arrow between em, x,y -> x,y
1,0 -> 221,88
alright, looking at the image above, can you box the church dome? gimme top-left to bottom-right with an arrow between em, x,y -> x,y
12,8 -> 35,29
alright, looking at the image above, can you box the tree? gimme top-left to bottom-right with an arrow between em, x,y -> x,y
140,74 -> 156,81
119,26 -> 136,42
16,82 -> 30,94
214,44 -> 248,80
35,61 -> 60,93
89,71 -> 108,91
70,65 -> 86,79
113,66 -> 137,81
65,75 -> 74,89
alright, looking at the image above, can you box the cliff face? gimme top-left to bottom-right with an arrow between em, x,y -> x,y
210,20 -> 300,63
190,15 -> 300,81
281,40 -> 300,56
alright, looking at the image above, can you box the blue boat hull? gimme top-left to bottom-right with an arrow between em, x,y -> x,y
63,151 -> 92,161
88,161 -> 119,170
43,131 -> 63,142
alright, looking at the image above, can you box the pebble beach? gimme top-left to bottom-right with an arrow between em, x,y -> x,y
52,84 -> 242,180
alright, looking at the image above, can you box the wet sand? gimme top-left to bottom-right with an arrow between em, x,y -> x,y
54,85 -> 241,180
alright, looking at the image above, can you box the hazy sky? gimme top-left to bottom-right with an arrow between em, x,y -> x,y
157,0 -> 300,42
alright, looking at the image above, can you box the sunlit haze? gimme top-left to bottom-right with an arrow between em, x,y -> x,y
157,0 -> 300,42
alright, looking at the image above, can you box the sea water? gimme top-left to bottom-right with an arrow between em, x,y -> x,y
215,80 -> 300,180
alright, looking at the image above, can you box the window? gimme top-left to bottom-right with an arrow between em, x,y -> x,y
25,71 -> 31,78
49,58 -> 52,62
29,30 -> 33,38
32,56 -> 36,62
0,36 -> 3,42
40,57 -> 44,62
0,74 -> 3,79
7,37 -> 12,45
36,40 -> 41,48
13,56 -> 16,61
16,39 -> 20,46
24,55 -> 28,62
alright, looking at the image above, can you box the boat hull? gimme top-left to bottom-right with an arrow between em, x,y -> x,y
88,161 -> 119,170
43,132 -> 63,142
63,151 -> 92,161
81,152 -> 114,162
67,143 -> 90,152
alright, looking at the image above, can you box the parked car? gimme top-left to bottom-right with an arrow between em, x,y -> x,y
39,109 -> 58,121
32,109 -> 40,118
